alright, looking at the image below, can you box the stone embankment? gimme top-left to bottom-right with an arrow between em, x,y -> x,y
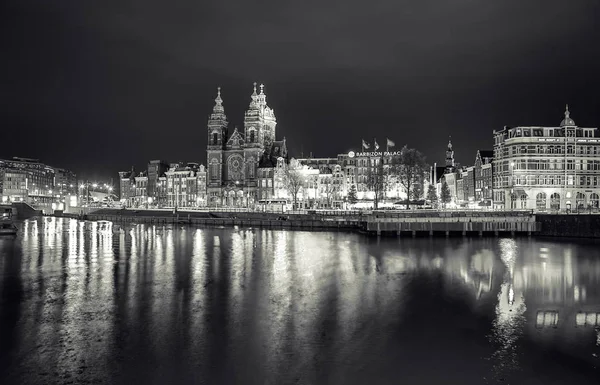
537,214 -> 600,239
82,208 -> 552,237
85,208 -> 361,231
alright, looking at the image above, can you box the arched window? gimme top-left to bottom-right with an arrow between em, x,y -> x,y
536,192 -> 547,211
210,159 -> 219,180
247,157 -> 255,178
576,192 -> 586,209
212,132 -> 218,145
550,193 -> 560,211
249,130 -> 255,143
590,193 -> 600,209
519,194 -> 528,209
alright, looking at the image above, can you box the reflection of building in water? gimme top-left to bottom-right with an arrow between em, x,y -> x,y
506,243 -> 600,357
443,247 -> 498,302
489,239 -> 527,379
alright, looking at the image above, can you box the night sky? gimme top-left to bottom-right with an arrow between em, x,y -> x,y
2,0 -> 599,181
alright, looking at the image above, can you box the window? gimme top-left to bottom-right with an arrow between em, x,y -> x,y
590,193 -> 600,209
212,132 -> 218,145
249,131 -> 255,143
536,192 -> 547,211
550,193 -> 560,211
519,194 -> 527,209
576,192 -> 586,209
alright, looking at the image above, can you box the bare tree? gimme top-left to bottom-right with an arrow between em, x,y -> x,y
366,156 -> 387,209
283,159 -> 305,210
391,146 -> 428,210
321,181 -> 341,208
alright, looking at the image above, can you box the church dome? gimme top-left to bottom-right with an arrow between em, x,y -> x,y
560,104 -> 576,127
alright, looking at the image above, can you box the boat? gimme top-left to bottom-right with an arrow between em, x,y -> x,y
0,219 -> 18,236
0,210 -> 18,236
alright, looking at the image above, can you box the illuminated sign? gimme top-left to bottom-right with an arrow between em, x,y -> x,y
352,151 -> 402,157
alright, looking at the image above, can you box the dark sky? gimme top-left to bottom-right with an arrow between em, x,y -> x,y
2,0 -> 600,181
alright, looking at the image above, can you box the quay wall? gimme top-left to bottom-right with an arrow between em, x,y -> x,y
537,214 -> 600,239
86,212 -> 359,231
83,209 -> 539,237
44,209 -> 600,239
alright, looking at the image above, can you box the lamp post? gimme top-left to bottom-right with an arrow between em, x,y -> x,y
509,161 -> 515,210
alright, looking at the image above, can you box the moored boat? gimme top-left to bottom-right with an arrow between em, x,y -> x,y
0,220 -> 18,236
0,210 -> 18,236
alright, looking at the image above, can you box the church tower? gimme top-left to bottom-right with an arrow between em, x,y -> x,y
244,83 -> 277,149
207,87 -> 228,148
207,87 -> 228,194
445,138 -> 455,172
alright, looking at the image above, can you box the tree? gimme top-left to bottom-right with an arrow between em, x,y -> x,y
440,180 -> 451,209
426,184 -> 438,207
321,181 -> 341,208
347,184 -> 358,205
366,156 -> 388,210
283,159 -> 305,210
413,182 -> 424,201
392,146 -> 428,210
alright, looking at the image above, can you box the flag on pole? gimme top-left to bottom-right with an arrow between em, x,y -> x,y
387,138 -> 395,148
362,139 -> 370,150
374,139 -> 380,151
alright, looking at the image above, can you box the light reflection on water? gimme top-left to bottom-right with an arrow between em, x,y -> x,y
0,217 -> 599,384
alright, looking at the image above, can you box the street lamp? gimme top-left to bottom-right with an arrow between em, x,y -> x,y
509,161 -> 515,210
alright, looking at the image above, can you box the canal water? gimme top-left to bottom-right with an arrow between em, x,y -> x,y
0,217 -> 599,385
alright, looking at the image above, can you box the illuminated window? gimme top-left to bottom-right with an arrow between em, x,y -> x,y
576,312 -> 599,327
550,193 -> 560,210
536,311 -> 558,328
536,192 -> 547,210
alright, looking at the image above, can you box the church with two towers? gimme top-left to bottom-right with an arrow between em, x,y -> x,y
206,83 -> 288,207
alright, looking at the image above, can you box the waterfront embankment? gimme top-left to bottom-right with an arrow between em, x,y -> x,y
77,208 -> 554,237
74,208 -> 600,239
82,208 -> 361,231
537,214 -> 600,238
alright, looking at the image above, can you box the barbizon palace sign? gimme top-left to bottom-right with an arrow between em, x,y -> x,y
348,151 -> 401,158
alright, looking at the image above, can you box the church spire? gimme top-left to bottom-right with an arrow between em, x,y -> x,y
212,86 -> 224,113
445,137 -> 455,170
248,82 -> 259,109
257,83 -> 267,106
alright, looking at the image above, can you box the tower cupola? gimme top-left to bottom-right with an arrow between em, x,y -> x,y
560,104 -> 576,127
